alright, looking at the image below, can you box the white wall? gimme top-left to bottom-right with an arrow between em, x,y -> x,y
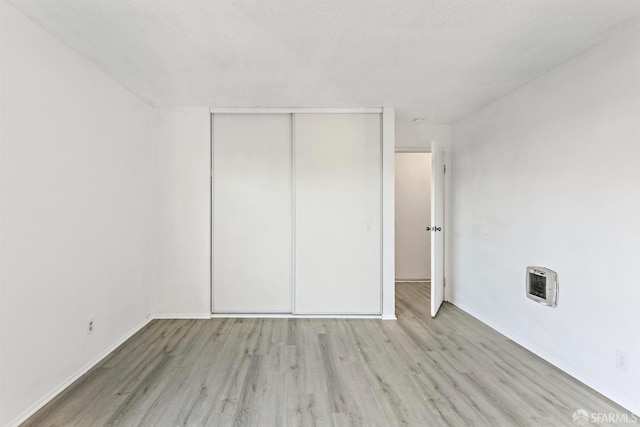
395,153 -> 431,281
152,107 -> 211,318
0,3 -> 157,425
451,23 -> 640,414
395,121 -> 451,150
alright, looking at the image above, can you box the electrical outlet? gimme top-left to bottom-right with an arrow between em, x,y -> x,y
88,319 -> 95,335
616,349 -> 629,372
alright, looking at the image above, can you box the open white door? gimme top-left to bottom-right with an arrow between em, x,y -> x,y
430,141 -> 445,317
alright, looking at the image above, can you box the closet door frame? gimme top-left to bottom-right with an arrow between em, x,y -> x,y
209,107 -> 396,319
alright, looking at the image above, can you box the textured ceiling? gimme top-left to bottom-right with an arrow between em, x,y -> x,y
7,0 -> 640,124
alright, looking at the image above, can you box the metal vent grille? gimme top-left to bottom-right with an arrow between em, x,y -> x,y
528,273 -> 546,299
526,267 -> 558,307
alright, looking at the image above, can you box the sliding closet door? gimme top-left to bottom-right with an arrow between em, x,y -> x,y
294,114 -> 381,314
212,114 -> 292,313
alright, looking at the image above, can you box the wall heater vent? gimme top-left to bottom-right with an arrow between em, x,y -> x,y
526,266 -> 558,307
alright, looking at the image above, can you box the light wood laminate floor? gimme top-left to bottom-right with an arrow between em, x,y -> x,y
23,282 -> 628,426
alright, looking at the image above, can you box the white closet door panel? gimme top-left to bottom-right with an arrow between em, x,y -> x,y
212,114 -> 292,313
294,113 -> 381,314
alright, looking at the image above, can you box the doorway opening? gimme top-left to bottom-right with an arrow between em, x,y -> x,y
395,152 -> 432,282
394,144 -> 446,318
394,152 -> 432,318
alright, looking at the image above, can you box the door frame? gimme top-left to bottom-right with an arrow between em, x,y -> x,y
209,107 -> 397,319
394,144 -> 451,306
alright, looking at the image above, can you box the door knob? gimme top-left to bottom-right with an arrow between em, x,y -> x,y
426,226 -> 431,231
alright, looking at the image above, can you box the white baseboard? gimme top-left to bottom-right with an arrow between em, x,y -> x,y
153,313 -> 211,319
395,278 -> 431,282
7,317 -> 153,427
210,313 -> 383,319
153,313 -> 386,319
450,300 -> 640,417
